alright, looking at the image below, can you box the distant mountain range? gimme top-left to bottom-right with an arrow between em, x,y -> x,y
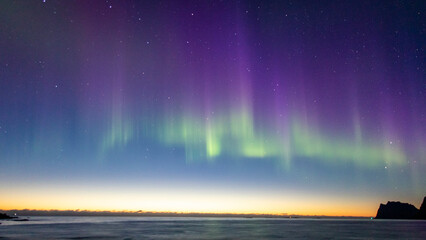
375,196 -> 426,219
0,210 -> 367,219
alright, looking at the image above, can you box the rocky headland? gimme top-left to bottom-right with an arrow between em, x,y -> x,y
0,213 -> 14,219
375,196 -> 426,219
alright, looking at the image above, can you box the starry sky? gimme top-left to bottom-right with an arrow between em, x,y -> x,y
0,0 -> 425,216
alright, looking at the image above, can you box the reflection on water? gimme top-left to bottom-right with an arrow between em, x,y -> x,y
1,217 -> 426,239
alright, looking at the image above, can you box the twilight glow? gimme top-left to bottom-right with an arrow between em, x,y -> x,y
0,0 -> 424,216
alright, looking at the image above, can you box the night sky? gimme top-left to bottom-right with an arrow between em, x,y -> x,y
0,0 -> 425,216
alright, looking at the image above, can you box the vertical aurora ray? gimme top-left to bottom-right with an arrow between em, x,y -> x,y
101,70 -> 134,155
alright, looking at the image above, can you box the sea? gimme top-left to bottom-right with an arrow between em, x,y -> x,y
1,216 -> 425,239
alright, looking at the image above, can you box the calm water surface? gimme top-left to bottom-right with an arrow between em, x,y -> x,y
1,216 -> 425,239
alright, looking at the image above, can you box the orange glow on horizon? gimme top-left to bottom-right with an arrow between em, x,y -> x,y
0,184 -> 378,217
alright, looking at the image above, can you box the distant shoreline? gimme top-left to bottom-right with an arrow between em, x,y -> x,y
0,210 -> 371,219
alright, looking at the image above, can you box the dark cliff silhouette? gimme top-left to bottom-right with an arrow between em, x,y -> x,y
375,196 -> 426,219
0,213 -> 13,219
375,201 -> 418,219
418,196 -> 426,219
0,213 -> 29,222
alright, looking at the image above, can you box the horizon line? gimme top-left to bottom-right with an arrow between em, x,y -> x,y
0,208 -> 373,218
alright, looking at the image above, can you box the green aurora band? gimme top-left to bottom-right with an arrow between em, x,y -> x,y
101,107 -> 406,169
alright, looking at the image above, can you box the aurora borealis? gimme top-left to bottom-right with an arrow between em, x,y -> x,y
0,0 -> 425,216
